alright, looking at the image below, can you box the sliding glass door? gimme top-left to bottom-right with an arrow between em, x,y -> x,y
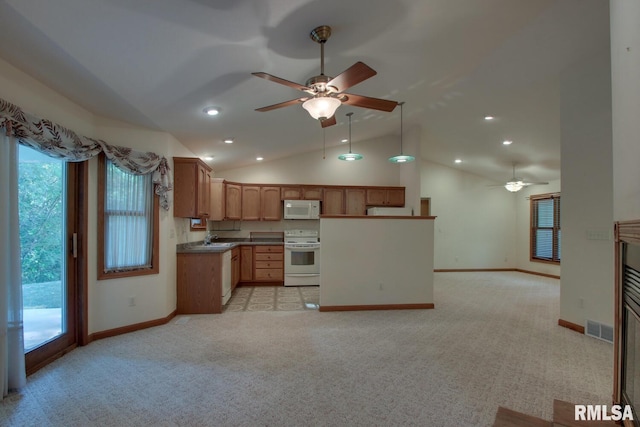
18,145 -> 83,373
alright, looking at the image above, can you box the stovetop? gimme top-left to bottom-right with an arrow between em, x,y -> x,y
285,229 -> 319,243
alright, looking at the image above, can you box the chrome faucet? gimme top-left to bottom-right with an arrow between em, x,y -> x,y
204,232 -> 218,245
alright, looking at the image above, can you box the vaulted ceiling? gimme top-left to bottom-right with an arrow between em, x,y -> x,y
0,0 -> 610,183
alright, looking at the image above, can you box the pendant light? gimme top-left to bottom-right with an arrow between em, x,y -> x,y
338,112 -> 363,161
388,102 -> 415,163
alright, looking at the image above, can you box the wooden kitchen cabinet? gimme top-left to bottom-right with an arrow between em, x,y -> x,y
225,183 -> 242,220
177,252 -> 222,314
366,187 -> 405,207
253,246 -> 284,282
231,247 -> 240,290
281,186 -> 323,200
281,186 -> 302,200
261,186 -> 282,220
240,245 -> 253,282
210,178 -> 226,221
302,187 -> 323,200
172,157 -> 212,218
242,185 -> 282,221
323,188 -> 345,214
345,188 -> 367,215
242,185 -> 261,220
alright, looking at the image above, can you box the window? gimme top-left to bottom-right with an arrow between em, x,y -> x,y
98,154 -> 159,279
530,193 -> 561,263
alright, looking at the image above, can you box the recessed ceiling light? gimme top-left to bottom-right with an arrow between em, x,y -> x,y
484,116 -> 494,121
223,138 -> 234,144
203,156 -> 214,161
503,140 -> 513,145
341,139 -> 348,143
256,157 -> 264,161
454,159 -> 462,164
203,107 -> 220,116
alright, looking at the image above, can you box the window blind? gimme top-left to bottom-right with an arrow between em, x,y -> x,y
531,194 -> 561,263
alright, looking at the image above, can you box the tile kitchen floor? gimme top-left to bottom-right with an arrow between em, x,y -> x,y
223,285 -> 319,312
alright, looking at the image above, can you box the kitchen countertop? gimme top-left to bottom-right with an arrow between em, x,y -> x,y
176,239 -> 284,254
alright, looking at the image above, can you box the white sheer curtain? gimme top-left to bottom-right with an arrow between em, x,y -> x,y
0,129 -> 27,399
104,160 -> 154,271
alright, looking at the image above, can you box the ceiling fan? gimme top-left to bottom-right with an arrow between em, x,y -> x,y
252,25 -> 398,128
493,164 -> 549,192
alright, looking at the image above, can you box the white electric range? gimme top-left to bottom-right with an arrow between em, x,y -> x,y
283,229 -> 320,286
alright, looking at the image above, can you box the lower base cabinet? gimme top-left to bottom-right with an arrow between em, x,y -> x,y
231,247 -> 240,290
239,245 -> 284,285
177,252 -> 222,314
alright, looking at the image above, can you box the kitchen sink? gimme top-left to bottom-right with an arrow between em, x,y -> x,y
207,242 -> 234,247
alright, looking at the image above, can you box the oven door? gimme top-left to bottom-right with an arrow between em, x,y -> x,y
284,244 -> 320,275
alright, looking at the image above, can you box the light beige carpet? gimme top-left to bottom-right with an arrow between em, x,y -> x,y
1,272 -> 612,426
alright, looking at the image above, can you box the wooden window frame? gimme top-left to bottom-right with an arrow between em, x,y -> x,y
97,154 -> 159,280
530,192 -> 561,264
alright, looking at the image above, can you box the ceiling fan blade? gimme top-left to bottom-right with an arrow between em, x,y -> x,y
252,72 -> 312,92
341,93 -> 398,112
327,62 -> 377,93
522,182 -> 549,186
320,115 -> 336,128
255,98 -> 308,112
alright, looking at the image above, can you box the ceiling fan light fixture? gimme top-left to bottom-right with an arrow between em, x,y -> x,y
505,181 -> 525,192
302,96 -> 341,120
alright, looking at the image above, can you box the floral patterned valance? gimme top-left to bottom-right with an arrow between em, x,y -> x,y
0,97 -> 172,210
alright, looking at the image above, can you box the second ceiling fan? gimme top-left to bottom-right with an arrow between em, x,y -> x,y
252,25 -> 398,128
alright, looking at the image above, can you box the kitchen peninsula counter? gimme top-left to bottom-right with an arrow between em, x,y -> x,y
319,215 -> 436,311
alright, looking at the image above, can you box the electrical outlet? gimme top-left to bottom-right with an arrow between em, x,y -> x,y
578,297 -> 584,308
379,283 -> 383,291
129,296 -> 136,307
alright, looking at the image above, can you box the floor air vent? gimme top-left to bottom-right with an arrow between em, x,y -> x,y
585,319 -> 614,343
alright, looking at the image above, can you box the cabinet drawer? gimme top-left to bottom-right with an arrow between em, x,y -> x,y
255,245 -> 283,253
255,269 -> 283,280
255,253 -> 283,261
255,260 -> 283,269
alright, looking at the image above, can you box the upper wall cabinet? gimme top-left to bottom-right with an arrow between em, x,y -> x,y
225,183 -> 242,220
323,188 -> 345,215
366,188 -> 405,207
242,185 -> 281,221
210,178 -> 226,221
261,187 -> 282,221
173,157 -> 211,218
242,186 -> 261,221
302,187 -> 323,200
345,188 -> 367,215
281,186 -> 302,200
280,186 -> 323,201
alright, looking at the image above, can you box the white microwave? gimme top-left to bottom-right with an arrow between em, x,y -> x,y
283,200 -> 320,220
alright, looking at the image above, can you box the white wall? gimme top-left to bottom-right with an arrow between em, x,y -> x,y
319,217 -> 434,307
515,180 -> 562,277
217,134 -> 403,186
559,45 -> 613,328
91,118 -> 195,333
0,57 -> 198,334
399,126 -> 422,214
611,0 -> 640,221
420,159 -> 517,270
